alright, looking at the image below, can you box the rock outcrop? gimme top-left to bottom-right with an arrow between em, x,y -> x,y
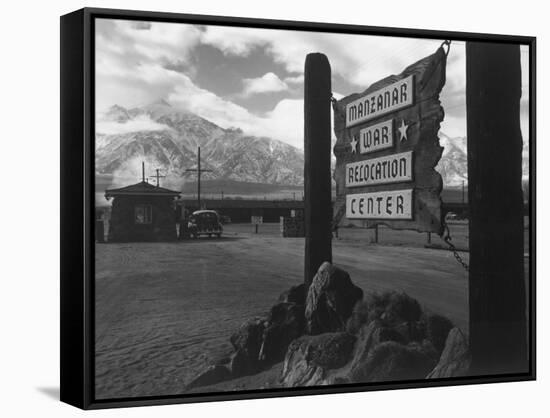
281,332 -> 356,387
349,340 -> 438,383
305,262 -> 363,335
228,317 -> 266,375
186,365 -> 232,390
279,283 -> 306,305
188,266 -> 468,392
426,327 -> 471,378
259,302 -> 305,363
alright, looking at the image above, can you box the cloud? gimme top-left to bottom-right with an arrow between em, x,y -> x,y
241,72 -> 288,96
96,19 -> 530,155
95,19 -> 203,111
201,26 -> 472,138
200,26 -> 269,56
201,26 -> 450,88
284,74 -> 304,85
167,71 -> 304,147
113,20 -> 202,62
96,114 -> 172,135
253,99 -> 303,147
130,21 -> 152,30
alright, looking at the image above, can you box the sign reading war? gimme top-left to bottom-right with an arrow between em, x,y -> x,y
332,46 -> 448,234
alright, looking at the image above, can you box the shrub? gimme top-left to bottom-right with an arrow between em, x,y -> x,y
346,300 -> 370,334
382,291 -> 423,325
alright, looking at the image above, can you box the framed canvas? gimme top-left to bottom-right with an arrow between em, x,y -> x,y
60,7 -> 536,410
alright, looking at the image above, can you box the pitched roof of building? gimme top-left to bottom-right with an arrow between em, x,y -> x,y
105,181 -> 181,199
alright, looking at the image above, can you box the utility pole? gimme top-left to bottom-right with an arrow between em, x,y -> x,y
185,146 -> 212,210
149,168 -> 166,187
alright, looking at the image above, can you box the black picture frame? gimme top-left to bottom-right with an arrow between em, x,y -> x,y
60,7 -> 536,410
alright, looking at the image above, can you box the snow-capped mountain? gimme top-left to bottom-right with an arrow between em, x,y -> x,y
436,132 -> 468,188
95,100 -> 304,187
95,100 -> 490,191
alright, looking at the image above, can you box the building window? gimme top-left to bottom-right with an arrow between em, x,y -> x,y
135,204 -> 152,224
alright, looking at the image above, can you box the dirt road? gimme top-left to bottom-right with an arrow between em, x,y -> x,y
95,225 -> 469,399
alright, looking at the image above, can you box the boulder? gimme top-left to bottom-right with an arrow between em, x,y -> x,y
427,328 -> 471,378
279,283 -> 306,305
348,340 -> 438,383
186,364 -> 232,390
392,320 -> 425,344
366,291 -> 423,326
348,321 -> 406,374
423,313 -> 454,354
346,300 -> 370,334
229,348 -> 259,377
281,332 -> 356,387
305,262 -> 363,335
230,317 -> 266,361
348,291 -> 426,335
259,302 -> 305,363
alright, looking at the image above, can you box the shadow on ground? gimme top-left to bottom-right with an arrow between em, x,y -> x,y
36,386 -> 59,400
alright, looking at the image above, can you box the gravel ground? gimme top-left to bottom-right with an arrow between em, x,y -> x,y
94,223 -> 478,399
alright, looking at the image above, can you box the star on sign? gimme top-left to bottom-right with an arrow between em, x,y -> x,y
350,136 -> 358,153
398,119 -> 409,142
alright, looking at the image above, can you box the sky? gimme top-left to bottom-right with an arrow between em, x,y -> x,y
95,19 -> 530,154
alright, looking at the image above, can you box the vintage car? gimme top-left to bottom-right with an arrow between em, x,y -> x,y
188,210 -> 223,238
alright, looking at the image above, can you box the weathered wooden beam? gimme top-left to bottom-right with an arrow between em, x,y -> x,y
304,53 -> 332,287
466,42 -> 527,375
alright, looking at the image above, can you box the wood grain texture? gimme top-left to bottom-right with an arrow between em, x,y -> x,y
304,53 -> 332,286
333,47 -> 447,234
466,42 -> 527,375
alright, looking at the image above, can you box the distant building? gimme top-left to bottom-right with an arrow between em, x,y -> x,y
105,181 -> 181,242
177,199 -> 304,223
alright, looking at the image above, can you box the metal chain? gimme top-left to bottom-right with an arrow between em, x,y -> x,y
441,39 -> 452,56
442,221 -> 469,271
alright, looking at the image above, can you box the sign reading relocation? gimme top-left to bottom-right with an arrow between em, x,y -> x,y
346,75 -> 414,127
346,151 -> 413,188
346,189 -> 413,220
358,119 -> 393,154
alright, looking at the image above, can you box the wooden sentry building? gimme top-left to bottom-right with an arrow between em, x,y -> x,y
105,181 -> 181,242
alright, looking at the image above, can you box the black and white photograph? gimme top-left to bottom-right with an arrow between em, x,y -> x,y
4,0 -> 550,416
89,13 -> 533,401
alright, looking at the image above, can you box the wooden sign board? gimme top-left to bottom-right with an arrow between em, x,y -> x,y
251,216 -> 263,225
333,46 -> 447,234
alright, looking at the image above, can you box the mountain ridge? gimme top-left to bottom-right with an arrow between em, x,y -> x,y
96,101 -> 304,188
96,100 -> 470,189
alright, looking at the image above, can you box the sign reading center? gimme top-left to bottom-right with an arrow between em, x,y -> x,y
346,189 -> 413,220
346,75 -> 414,128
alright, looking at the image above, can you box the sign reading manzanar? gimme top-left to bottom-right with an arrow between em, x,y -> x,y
333,46 -> 447,233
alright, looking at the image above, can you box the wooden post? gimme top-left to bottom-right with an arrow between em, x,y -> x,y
304,53 -> 332,287
197,146 -> 201,209
427,232 -> 431,245
373,225 -> 379,244
466,42 -> 527,375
